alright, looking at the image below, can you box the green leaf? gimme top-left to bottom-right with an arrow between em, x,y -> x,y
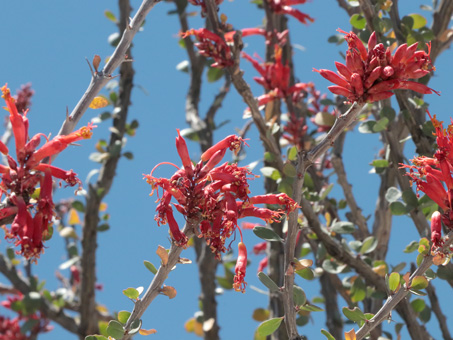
257,272 -> 280,292
257,317 -> 283,337
288,146 -> 298,161
390,201 -> 408,215
107,320 -> 124,339
207,67 -> 224,83
320,183 -> 334,200
314,111 -> 336,127
327,34 -> 343,44
380,106 -> 396,121
129,319 -> 142,335
371,159 -> 389,168
411,298 -> 426,313
122,287 -> 139,300
293,285 -> 306,307
85,337 -> 108,340
350,277 -> 366,302
419,304 -> 431,323
72,200 -> 85,213
321,329 -> 336,340
144,261 -> 157,275
104,10 -> 117,23
216,276 -> 233,289
253,226 -> 284,242
360,236 -> 377,254
402,189 -> 418,208
322,259 -> 347,274
176,60 -> 189,73
404,241 -> 419,253
296,315 -> 309,327
260,167 -> 281,181
373,117 -> 389,132
358,120 -> 377,133
388,272 -> 401,292
342,306 -> 367,323
108,32 -> 121,47
437,265 -> 453,281
409,13 -> 427,29
118,310 -> 131,324
278,177 -> 293,196
330,221 -> 355,234
402,15 -> 414,29
122,152 -> 133,160
97,224 -> 110,232
283,162 -> 296,177
295,267 -> 315,280
411,276 -> 428,290
350,14 -> 366,29
300,303 -> 324,312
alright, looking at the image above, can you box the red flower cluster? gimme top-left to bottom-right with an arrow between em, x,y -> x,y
0,84 -> 94,260
268,0 -> 314,25
182,29 -> 233,68
403,112 -> 453,253
316,30 -> 439,103
0,315 -> 28,340
224,28 -> 289,47
243,45 -> 312,107
145,131 -> 298,291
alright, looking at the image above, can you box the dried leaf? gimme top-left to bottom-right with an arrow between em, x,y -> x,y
139,329 -> 157,335
93,55 -> 101,73
89,96 -> 109,109
294,259 -> 313,271
432,254 -> 444,266
68,208 -> 81,225
178,257 -> 192,264
403,272 -> 410,288
156,245 -> 168,266
344,328 -> 357,340
161,285 -> 177,299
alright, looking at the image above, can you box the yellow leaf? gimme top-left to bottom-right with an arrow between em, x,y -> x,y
89,96 -> 109,109
96,304 -> 109,315
185,318 -> 195,333
68,208 -> 81,225
156,245 -> 168,266
325,212 -> 331,227
372,264 -> 387,277
252,308 -> 270,322
193,320 -> 203,337
139,328 -> 157,335
161,285 -> 177,299
100,202 -> 108,212
344,328 -> 357,340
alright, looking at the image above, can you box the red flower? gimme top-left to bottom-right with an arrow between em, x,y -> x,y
258,256 -> 268,272
431,211 -> 442,249
0,84 -> 93,260
187,0 -> 223,17
181,28 -> 232,68
268,0 -> 314,25
145,132 -> 298,290
233,241 -> 247,293
316,30 -> 439,103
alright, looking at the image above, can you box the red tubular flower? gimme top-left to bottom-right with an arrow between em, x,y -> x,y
187,0 -> 223,17
431,211 -> 442,248
0,84 -> 92,261
316,30 -> 439,103
182,28 -> 232,68
258,256 -> 268,272
233,242 -> 247,293
145,132 -> 298,289
268,0 -> 314,25
176,129 -> 194,178
253,241 -> 267,255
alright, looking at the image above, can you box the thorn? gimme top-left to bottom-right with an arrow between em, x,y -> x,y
85,58 -> 95,78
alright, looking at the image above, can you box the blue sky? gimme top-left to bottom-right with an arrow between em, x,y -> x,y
1,1 -> 452,339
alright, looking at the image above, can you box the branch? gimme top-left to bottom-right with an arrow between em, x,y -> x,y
0,253 -> 80,335
79,0 -> 136,335
55,0 -> 161,140
426,282 -> 453,340
355,231 -> 453,339
122,218 -> 200,340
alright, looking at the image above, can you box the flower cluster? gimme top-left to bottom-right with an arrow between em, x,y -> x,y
182,29 -> 233,68
316,30 -> 439,103
224,28 -> 289,46
0,84 -> 94,260
145,131 -> 298,291
243,45 -> 312,107
403,112 -> 453,255
268,0 -> 314,25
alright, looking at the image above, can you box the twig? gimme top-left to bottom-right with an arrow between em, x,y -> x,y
55,0 -> 161,141
426,282 -> 453,340
122,218 -> 200,340
355,231 -> 453,339
0,253 -> 80,335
